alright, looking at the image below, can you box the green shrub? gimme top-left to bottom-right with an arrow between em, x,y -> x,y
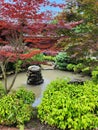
66,64 -> 75,71
14,87 -> 35,104
0,87 -> 35,126
43,55 -> 55,61
55,52 -> 70,70
38,78 -> 98,130
82,67 -> 91,75
73,63 -> 84,73
31,53 -> 44,62
14,60 -> 23,72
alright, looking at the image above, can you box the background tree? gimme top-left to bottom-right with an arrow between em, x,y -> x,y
56,0 -> 98,60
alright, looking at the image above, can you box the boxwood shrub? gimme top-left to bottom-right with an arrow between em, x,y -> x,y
55,52 -> 70,70
38,78 -> 98,130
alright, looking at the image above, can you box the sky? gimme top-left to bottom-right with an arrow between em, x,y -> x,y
5,0 -> 65,14
41,0 -> 65,13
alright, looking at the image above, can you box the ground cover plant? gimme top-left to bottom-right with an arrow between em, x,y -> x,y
38,78 -> 98,130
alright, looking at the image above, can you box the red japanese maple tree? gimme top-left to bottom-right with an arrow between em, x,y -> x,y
0,0 -> 66,93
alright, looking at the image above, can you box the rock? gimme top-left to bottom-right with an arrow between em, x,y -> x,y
68,79 -> 84,85
27,65 -> 44,85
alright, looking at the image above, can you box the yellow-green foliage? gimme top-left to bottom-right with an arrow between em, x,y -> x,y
38,78 -> 98,130
0,87 -> 35,126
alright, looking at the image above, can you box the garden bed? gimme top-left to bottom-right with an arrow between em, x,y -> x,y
0,119 -> 60,130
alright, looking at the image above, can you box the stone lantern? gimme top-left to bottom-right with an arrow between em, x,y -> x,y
27,65 -> 44,85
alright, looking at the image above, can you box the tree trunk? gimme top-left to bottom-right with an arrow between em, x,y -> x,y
0,64 -> 7,94
7,71 -> 18,93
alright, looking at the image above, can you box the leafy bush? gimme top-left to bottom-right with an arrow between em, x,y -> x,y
0,87 -> 35,126
55,52 -> 70,70
14,60 -> 23,72
73,63 -> 84,73
43,55 -> 56,61
66,64 -> 75,71
82,67 -> 91,75
31,53 -> 44,62
38,78 -> 98,130
14,87 -> 35,104
67,63 -> 84,73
